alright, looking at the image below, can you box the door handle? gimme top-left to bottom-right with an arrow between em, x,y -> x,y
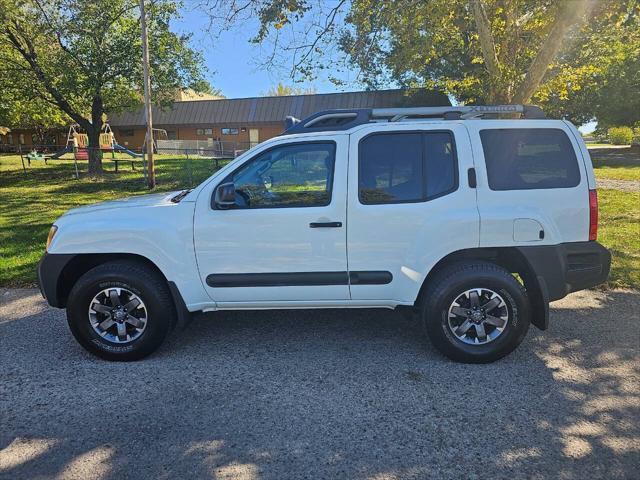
309,221 -> 342,228
467,168 -> 477,188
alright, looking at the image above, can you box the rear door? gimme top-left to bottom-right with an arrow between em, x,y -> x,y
346,123 -> 479,304
467,121 -> 590,246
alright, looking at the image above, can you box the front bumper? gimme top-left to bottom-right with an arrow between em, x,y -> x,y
37,253 -> 76,308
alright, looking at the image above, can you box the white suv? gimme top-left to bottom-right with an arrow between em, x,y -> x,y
38,105 -> 611,363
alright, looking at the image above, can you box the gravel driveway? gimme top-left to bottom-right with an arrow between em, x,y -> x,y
1,288 -> 639,480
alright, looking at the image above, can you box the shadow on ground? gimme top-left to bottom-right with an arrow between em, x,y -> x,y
590,147 -> 640,168
0,289 -> 638,479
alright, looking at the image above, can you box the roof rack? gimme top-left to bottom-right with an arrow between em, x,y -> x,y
283,104 -> 545,134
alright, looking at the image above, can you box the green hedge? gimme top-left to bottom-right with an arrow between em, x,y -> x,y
608,126 -> 634,145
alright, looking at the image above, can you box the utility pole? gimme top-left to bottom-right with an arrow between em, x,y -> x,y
140,0 -> 155,189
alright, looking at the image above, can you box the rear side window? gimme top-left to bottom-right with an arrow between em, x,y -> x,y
359,131 -> 457,204
480,128 -> 580,190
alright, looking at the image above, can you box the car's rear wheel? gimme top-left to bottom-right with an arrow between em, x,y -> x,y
66,260 -> 175,361
421,261 -> 531,363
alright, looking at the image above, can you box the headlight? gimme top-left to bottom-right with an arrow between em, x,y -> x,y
46,225 -> 58,251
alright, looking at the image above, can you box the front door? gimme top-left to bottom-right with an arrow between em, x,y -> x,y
249,129 -> 259,147
194,136 -> 350,306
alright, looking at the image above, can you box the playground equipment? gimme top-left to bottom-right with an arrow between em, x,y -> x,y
23,124 -> 167,179
143,128 -> 168,153
54,124 -> 142,160
23,123 -> 144,178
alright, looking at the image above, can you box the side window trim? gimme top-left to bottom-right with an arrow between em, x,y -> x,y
215,140 -> 337,210
357,129 -> 459,205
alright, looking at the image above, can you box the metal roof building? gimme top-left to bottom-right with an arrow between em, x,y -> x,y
103,88 -> 450,150
108,88 -> 449,127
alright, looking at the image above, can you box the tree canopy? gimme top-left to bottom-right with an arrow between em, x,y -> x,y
262,82 -> 317,96
0,0 -> 210,173
202,0 -> 639,126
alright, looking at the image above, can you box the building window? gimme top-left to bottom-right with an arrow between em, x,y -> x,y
196,128 -> 204,135
222,128 -> 239,135
204,128 -> 213,135
121,129 -> 134,137
8,134 -> 13,144
19,134 -> 25,144
166,130 -> 177,140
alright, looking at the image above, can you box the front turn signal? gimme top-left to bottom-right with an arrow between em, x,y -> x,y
46,225 -> 58,251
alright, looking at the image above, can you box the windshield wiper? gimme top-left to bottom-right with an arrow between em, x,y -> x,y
170,189 -> 192,203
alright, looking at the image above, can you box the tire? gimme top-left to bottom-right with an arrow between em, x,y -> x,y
421,261 -> 530,363
66,260 -> 175,361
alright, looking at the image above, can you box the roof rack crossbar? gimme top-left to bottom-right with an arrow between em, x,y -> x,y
371,104 -> 544,119
282,104 -> 545,134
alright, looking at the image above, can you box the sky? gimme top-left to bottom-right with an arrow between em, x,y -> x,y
173,5 -> 359,98
173,5 -> 596,133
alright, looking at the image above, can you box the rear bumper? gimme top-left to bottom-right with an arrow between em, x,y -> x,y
37,253 -> 76,308
517,241 -> 611,302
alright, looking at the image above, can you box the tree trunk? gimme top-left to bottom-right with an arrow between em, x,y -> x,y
471,0 -> 503,103
86,125 -> 103,175
87,95 -> 104,175
512,0 -> 594,104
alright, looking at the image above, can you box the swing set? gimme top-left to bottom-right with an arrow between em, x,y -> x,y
60,123 -> 142,160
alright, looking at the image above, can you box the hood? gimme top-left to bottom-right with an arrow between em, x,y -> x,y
61,191 -> 181,217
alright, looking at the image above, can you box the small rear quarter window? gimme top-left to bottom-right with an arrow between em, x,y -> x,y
480,128 -> 580,190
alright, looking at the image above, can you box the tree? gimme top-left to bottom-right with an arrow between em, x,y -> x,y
199,0 -> 626,110
262,82 -> 317,96
0,79 -> 69,146
536,0 -> 639,127
0,0 -> 209,174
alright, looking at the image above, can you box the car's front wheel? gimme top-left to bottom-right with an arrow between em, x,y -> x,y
66,260 -> 175,361
421,261 -> 531,363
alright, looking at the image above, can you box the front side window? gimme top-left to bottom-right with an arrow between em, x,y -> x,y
359,131 -> 457,204
225,142 -> 336,209
480,128 -> 580,190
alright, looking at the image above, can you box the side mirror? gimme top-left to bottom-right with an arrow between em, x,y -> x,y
213,182 -> 236,209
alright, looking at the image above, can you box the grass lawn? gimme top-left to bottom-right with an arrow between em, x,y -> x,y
590,147 -> 640,181
0,154 -> 227,286
1,148 -> 638,289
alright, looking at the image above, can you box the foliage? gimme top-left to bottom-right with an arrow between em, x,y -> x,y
0,0 -> 210,174
538,0 -> 640,126
608,127 -> 634,145
201,0 -> 638,126
262,82 -> 317,96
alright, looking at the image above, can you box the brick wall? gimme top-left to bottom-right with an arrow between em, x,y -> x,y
112,123 -> 285,149
5,123 -> 286,151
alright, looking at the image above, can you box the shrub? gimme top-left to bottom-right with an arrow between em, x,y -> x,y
608,126 -> 634,145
